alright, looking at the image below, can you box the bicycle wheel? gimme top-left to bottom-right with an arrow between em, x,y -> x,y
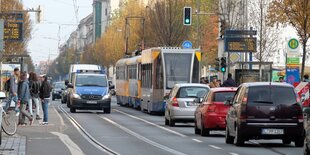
2,111 -> 17,136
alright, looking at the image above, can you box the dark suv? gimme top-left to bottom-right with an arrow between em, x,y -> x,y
225,82 -> 304,147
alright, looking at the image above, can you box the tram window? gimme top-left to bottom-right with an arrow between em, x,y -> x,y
128,65 -> 137,79
154,55 -> 163,89
142,64 -> 152,88
116,66 -> 125,80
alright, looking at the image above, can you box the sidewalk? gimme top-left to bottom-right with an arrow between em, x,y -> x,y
0,102 -> 69,155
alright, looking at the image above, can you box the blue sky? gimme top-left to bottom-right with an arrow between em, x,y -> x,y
23,0 -> 119,65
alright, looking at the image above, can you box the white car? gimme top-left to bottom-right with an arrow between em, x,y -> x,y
165,83 -> 210,126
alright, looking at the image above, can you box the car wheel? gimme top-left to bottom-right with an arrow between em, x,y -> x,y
70,107 -> 76,113
225,125 -> 234,144
235,126 -> 244,146
165,117 -> 169,126
104,108 -> 111,114
295,136 -> 305,147
194,120 -> 201,135
200,122 -> 210,137
282,139 -> 291,145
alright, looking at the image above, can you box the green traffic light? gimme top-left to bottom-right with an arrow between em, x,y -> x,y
185,19 -> 190,24
221,67 -> 226,72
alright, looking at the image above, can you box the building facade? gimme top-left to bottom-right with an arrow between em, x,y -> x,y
93,0 -> 111,41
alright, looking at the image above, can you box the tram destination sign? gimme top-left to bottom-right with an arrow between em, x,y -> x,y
4,22 -> 23,41
224,37 -> 257,52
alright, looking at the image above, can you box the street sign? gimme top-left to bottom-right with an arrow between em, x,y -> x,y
288,38 -> 299,50
286,65 -> 300,85
230,53 -> 240,63
0,20 -> 4,51
287,57 -> 300,65
224,37 -> 256,52
182,40 -> 192,49
0,13 -> 23,21
4,22 -> 23,41
225,30 -> 257,36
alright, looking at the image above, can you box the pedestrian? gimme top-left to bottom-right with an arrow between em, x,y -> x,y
304,74 -> 310,82
209,78 -> 220,88
4,68 -> 20,116
223,73 -> 237,87
40,75 -> 52,125
29,72 -> 42,120
18,71 -> 33,126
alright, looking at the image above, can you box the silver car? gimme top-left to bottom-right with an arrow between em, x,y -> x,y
165,83 -> 210,126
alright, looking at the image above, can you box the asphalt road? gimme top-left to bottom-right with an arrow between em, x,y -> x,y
49,98 -> 303,155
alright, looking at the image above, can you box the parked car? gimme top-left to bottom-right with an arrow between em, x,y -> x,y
52,81 -> 66,100
304,107 -> 310,154
164,83 -> 210,127
194,87 -> 237,136
225,82 -> 304,147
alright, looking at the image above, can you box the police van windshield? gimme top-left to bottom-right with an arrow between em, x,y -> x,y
75,75 -> 107,87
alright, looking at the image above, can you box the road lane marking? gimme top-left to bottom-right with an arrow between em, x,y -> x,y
192,139 -> 203,143
113,109 -> 187,138
100,116 -> 187,155
229,153 -> 239,155
53,106 -> 65,126
51,132 -> 84,155
208,145 -> 222,150
58,105 -> 120,155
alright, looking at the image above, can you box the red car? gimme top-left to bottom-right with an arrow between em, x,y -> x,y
194,87 -> 237,136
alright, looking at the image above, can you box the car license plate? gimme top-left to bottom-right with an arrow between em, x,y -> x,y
187,102 -> 198,106
86,101 -> 97,104
261,129 -> 284,135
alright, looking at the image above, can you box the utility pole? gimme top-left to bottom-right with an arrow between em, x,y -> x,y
124,16 -> 145,56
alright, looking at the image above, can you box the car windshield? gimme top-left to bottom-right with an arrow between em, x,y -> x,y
176,87 -> 209,98
75,75 -> 107,87
164,53 -> 192,89
247,86 -> 297,105
55,83 -> 65,89
213,91 -> 236,102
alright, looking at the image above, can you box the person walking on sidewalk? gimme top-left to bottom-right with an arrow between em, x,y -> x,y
29,72 -> 42,120
18,72 -> 33,126
223,73 -> 237,87
40,75 -> 51,125
4,68 -> 20,116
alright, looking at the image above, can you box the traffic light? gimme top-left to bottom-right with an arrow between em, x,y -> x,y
220,20 -> 227,38
183,7 -> 192,26
215,58 -> 220,71
220,57 -> 227,72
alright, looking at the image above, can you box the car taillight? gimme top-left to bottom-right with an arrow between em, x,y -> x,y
207,104 -> 216,112
240,105 -> 247,120
172,97 -> 179,107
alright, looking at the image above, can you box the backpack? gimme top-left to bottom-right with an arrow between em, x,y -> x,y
4,79 -> 10,92
31,81 -> 40,94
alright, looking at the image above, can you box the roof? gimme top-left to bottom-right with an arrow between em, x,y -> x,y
76,73 -> 106,76
175,83 -> 210,88
241,82 -> 293,87
210,87 -> 237,92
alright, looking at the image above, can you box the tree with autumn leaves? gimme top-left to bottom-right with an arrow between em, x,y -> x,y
268,0 -> 310,80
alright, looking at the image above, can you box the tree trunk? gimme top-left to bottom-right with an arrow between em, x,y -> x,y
301,40 -> 307,81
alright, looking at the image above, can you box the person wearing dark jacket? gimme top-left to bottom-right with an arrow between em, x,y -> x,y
223,73 -> 237,87
29,72 -> 42,120
40,75 -> 51,125
18,72 -> 33,125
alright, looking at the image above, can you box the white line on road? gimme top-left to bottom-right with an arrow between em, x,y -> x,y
208,145 -> 222,150
100,116 -> 187,155
53,106 -> 65,126
229,153 -> 239,155
192,139 -> 203,143
113,109 -> 187,138
51,132 -> 84,155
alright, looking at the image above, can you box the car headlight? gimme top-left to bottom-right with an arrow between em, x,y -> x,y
102,94 -> 111,100
72,93 -> 81,99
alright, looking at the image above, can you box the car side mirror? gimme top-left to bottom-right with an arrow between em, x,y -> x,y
224,100 -> 232,106
67,83 -> 74,89
303,107 -> 310,115
194,98 -> 203,103
0,92 -> 6,100
109,85 -> 115,90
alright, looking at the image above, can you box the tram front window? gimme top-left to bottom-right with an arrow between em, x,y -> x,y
164,53 -> 192,89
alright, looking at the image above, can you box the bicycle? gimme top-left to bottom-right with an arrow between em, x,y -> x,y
1,96 -> 18,136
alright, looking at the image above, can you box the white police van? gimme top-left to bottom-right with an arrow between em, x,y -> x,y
67,69 -> 113,113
